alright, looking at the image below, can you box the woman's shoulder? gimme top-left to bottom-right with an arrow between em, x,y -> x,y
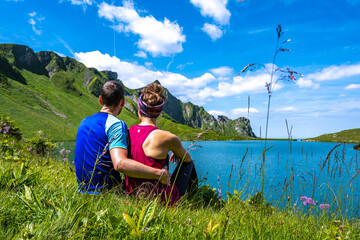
150,129 -> 179,143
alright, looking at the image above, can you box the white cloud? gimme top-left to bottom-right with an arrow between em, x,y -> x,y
66,0 -> 94,5
201,23 -> 223,41
307,63 -> 360,81
232,108 -> 259,115
208,110 -> 227,116
344,84 -> 360,90
144,62 -> 153,68
296,78 -> 320,89
176,62 -> 193,70
28,12 -> 36,17
32,27 -> 42,35
210,66 -> 233,77
275,107 -> 297,112
187,73 -> 216,88
74,51 -> 214,99
98,1 -> 185,57
134,50 -> 147,58
194,71 -> 278,100
190,0 -> 230,25
28,12 -> 43,35
28,19 -> 36,25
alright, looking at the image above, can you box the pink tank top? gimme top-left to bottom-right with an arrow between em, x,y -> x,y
126,125 -> 179,203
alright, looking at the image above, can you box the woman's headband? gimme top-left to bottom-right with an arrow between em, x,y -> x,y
137,93 -> 165,118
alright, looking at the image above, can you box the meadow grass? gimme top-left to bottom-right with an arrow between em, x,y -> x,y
1,131 -> 360,239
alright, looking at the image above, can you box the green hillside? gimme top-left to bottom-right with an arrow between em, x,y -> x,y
0,44 -> 250,141
303,128 -> 360,143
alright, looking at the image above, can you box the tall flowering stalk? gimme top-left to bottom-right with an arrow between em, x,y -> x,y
237,25 -> 302,192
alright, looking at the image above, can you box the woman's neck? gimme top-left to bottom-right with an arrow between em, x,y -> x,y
139,117 -> 157,127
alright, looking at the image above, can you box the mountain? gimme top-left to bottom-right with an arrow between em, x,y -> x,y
0,43 -> 255,140
303,128 -> 360,143
124,82 -> 256,138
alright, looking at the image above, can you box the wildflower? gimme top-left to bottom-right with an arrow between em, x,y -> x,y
319,204 -> 330,209
60,149 -> 65,155
300,196 -> 316,205
63,158 -> 68,162
10,141 -> 14,145
304,198 -> 316,205
27,147 -> 32,151
66,150 -> 71,154
3,126 -> 10,134
0,128 -> 2,133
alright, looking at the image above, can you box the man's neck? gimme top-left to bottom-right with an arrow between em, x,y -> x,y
100,106 -> 117,116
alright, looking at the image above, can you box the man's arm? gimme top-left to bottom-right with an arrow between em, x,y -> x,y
110,147 -> 171,185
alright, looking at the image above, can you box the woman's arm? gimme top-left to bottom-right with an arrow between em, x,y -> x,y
168,135 -> 192,163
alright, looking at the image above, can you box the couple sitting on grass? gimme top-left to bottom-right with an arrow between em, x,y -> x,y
74,81 -> 197,204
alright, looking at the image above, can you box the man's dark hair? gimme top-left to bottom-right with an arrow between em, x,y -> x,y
100,81 -> 124,107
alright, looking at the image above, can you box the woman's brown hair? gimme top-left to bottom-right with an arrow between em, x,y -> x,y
141,83 -> 166,106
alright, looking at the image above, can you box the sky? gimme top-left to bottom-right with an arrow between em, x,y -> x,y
1,0 -> 360,139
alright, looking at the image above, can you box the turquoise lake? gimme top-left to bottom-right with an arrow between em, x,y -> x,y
61,140 -> 360,217
176,140 -> 360,217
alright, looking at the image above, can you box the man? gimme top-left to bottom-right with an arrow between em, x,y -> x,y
74,81 -> 171,194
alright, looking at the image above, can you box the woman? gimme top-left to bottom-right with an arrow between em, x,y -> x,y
126,83 -> 196,203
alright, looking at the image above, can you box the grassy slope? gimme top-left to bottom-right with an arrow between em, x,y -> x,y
0,69 -> 99,140
304,128 -> 360,143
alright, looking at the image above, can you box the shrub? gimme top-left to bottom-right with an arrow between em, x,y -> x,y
0,115 -> 22,140
26,131 -> 56,156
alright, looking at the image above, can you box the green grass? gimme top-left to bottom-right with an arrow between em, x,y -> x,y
304,128 -> 360,143
1,134 -> 360,239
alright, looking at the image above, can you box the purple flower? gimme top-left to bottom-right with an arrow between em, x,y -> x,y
63,158 -> 68,162
0,128 -> 2,133
319,204 -> 330,209
304,198 -> 316,206
3,126 -> 10,134
27,147 -> 32,151
300,196 -> 308,201
60,149 -> 65,155
300,196 -> 316,206
10,141 -> 14,145
66,150 -> 71,154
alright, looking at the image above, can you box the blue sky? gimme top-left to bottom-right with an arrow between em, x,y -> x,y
1,0 -> 360,138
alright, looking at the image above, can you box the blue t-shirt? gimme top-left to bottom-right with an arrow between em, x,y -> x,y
74,112 -> 128,192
